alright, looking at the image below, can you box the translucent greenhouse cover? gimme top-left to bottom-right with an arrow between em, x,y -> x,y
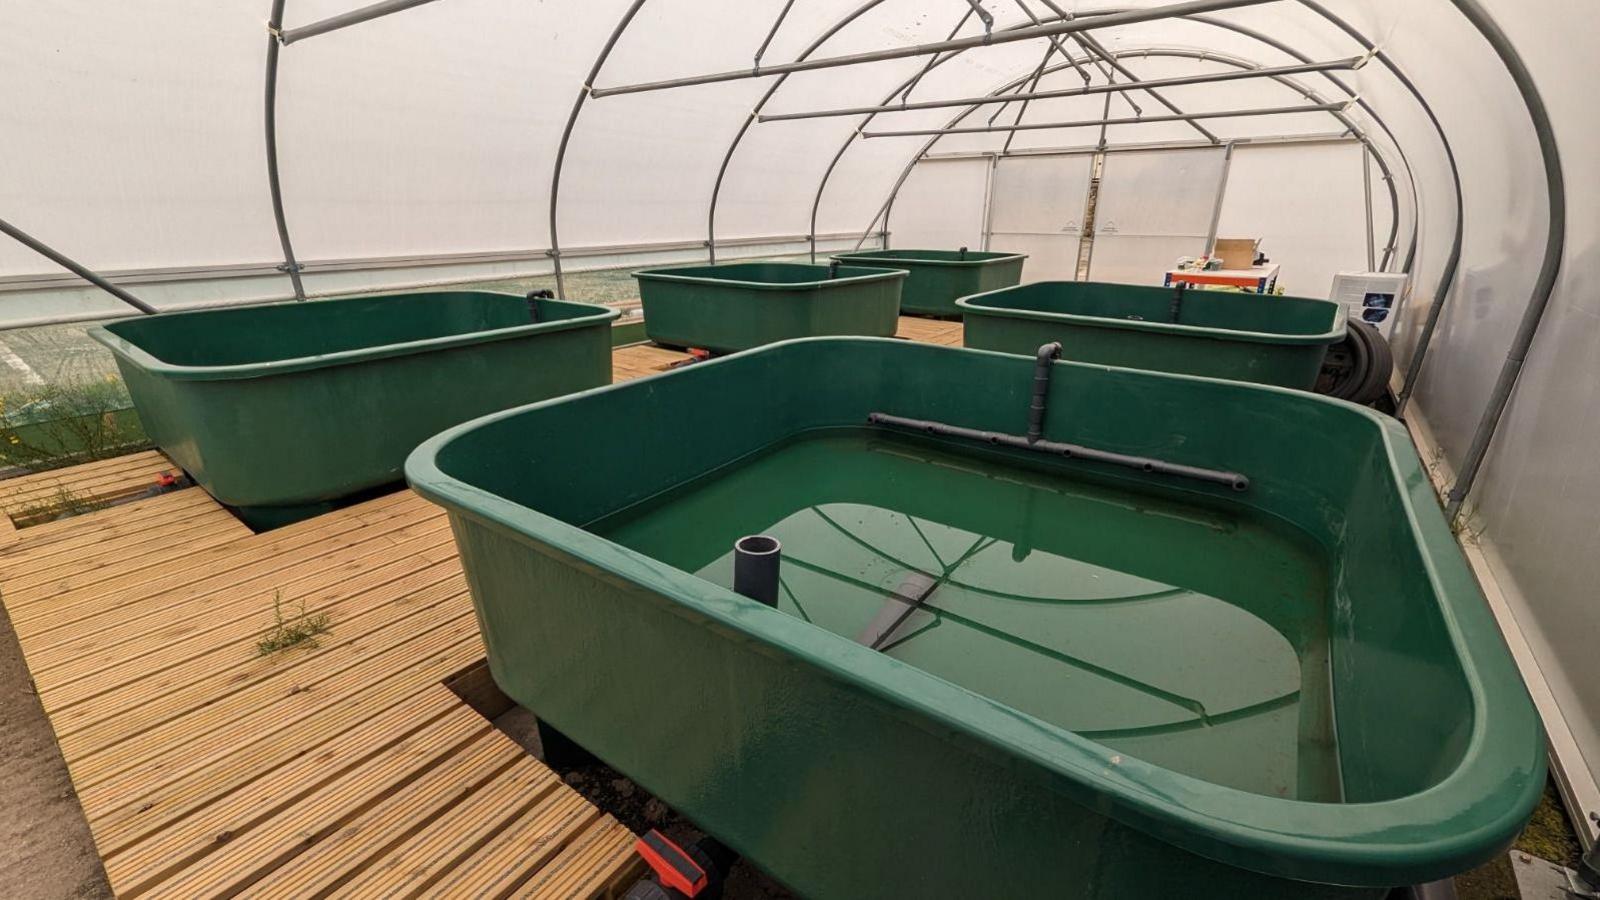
0,0 -> 1596,843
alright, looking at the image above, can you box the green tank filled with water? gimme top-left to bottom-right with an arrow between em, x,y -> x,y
408,337 -> 1541,899
830,248 -> 1026,317
958,280 -> 1345,389
93,291 -> 616,527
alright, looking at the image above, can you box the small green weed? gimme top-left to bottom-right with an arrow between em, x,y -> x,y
256,590 -> 331,656
11,483 -> 110,526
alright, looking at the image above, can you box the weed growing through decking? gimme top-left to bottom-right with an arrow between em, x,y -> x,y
255,590 -> 331,656
12,483 -> 109,525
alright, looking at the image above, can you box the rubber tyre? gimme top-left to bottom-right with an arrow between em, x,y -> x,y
1317,326 -> 1371,400
1348,320 -> 1394,405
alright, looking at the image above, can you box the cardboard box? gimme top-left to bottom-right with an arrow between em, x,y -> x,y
1212,237 -> 1259,270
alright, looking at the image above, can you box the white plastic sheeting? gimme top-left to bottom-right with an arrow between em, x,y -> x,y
986,154 -> 1094,280
883,158 -> 990,250
1088,146 -> 1227,283
1215,141 -> 1381,296
0,0 -> 1597,839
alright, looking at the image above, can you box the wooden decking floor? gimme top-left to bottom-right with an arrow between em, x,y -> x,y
0,316 -> 965,898
0,449 -> 186,538
1,485 -> 638,899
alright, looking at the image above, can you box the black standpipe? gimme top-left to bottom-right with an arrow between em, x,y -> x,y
732,535 -> 780,607
525,288 -> 554,322
1027,341 -> 1063,442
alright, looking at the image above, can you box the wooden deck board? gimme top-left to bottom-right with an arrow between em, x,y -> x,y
0,322 -> 967,897
3,488 -> 636,897
0,449 -> 184,527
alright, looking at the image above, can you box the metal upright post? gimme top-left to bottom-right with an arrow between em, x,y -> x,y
1363,144 -> 1377,271
980,155 -> 998,251
1204,142 -> 1236,251
264,0 -> 306,301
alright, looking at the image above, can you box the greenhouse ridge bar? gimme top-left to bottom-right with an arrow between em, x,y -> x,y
586,0 -> 1279,98
757,55 -> 1365,122
861,102 -> 1348,138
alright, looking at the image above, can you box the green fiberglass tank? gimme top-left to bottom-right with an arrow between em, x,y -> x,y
631,262 -> 903,353
959,280 -> 1345,389
831,248 -> 1026,317
93,291 -> 616,527
407,337 -> 1541,900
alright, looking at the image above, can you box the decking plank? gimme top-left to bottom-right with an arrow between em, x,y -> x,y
71,611 -> 480,797
126,711 -> 492,898
518,817 -> 642,900
423,790 -> 602,899
0,450 -> 174,509
237,728 -> 530,898
328,754 -> 566,898
16,500 -> 439,652
29,523 -> 456,702
94,685 -> 463,862
54,572 -> 469,758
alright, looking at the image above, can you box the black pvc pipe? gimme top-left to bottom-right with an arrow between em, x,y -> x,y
868,412 -> 1250,491
0,216 -> 157,315
1027,342 -> 1063,442
732,535 -> 781,607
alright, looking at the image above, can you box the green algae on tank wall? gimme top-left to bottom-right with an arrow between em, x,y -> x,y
593,429 -> 1340,803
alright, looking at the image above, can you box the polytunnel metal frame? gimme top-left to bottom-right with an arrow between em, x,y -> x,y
813,6 -> 1421,290
787,17 -> 1412,273
0,0 -> 1565,547
849,46 -> 1400,265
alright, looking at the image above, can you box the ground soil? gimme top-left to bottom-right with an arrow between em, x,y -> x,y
0,603 -> 112,900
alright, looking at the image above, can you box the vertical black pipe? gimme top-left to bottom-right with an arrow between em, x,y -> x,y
732,535 -> 781,607
1027,342 -> 1063,442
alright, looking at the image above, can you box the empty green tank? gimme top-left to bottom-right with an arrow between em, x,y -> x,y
93,291 -> 616,527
